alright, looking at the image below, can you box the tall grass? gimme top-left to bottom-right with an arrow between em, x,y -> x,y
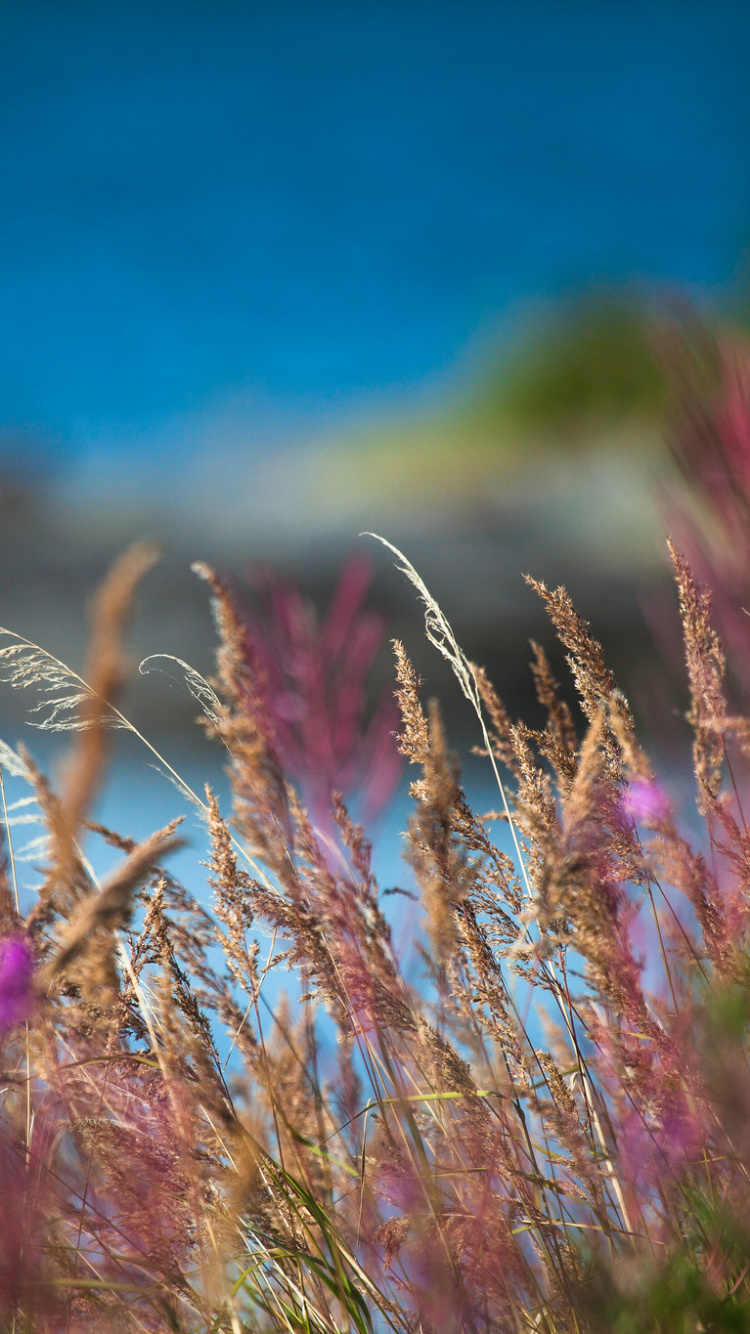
3,320 -> 750,1331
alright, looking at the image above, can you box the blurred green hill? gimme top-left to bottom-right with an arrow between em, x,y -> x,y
476,298 -> 666,437
319,295 -> 668,506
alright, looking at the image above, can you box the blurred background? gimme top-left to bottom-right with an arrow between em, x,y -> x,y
2,0 -> 750,758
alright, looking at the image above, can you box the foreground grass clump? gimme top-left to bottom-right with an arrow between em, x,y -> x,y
5,426 -> 750,1324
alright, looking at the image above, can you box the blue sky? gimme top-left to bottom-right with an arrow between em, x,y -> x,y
1,1 -> 750,462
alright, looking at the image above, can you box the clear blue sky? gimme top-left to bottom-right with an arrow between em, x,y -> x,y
1,1 -> 749,459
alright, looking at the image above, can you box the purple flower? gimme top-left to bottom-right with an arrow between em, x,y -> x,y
622,779 -> 670,824
0,937 -> 34,1030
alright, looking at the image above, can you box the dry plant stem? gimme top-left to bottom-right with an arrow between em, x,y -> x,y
42,828 -> 184,985
371,534 -> 637,1240
0,763 -> 20,915
370,538 -> 589,1020
364,533 -> 534,903
63,542 -> 159,832
0,623 -> 280,901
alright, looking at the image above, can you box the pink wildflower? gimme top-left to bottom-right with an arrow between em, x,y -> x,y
0,937 -> 33,1030
622,778 -> 670,824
